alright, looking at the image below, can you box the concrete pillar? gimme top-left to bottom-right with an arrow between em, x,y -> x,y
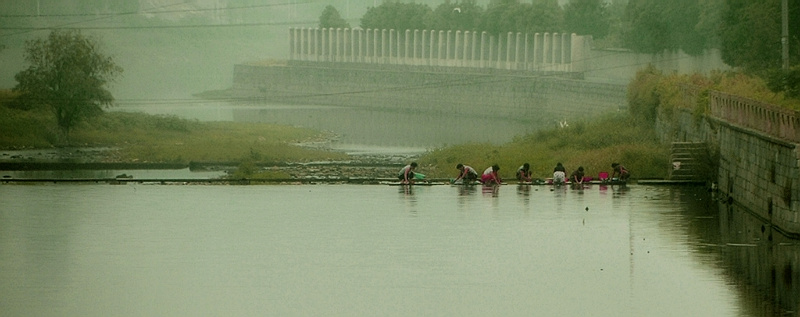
428,30 -> 436,66
329,28 -> 336,62
413,29 -> 420,65
389,29 -> 395,64
506,32 -> 513,70
381,29 -> 387,63
370,30 -> 379,64
405,29 -> 411,65
445,30 -> 452,66
455,31 -> 462,66
543,33 -> 551,69
316,28 -> 321,61
515,32 -> 522,70
480,31 -> 487,68
356,29 -> 363,63
340,28 -> 346,62
523,33 -> 530,70
462,31 -> 469,67
438,30 -> 445,66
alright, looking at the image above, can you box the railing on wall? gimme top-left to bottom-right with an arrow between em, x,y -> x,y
709,91 -> 800,143
288,28 -> 590,73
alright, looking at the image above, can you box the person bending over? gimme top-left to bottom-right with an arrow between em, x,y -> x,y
453,163 -> 479,184
516,163 -> 532,183
398,162 -> 418,184
553,162 -> 567,185
482,164 -> 502,185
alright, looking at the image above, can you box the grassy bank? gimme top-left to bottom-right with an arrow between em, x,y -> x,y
417,112 -> 669,181
0,95 -> 349,167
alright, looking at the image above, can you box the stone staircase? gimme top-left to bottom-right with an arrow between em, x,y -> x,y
669,142 -> 709,181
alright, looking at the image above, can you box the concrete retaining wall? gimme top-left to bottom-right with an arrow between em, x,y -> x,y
661,91 -> 800,237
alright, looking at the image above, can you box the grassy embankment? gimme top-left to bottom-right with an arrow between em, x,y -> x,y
417,112 -> 668,180
0,90 -> 349,179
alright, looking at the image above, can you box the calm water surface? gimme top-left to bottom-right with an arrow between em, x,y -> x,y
1,184 -> 797,316
117,101 -> 539,155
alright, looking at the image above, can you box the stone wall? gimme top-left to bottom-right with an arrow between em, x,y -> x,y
660,90 -> 800,237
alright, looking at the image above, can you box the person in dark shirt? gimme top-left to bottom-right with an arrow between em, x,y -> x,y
516,163 -> 532,183
570,166 -> 585,188
611,163 -> 630,181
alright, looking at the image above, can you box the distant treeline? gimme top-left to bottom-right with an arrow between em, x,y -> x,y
1,0 -> 797,96
318,0 -> 799,97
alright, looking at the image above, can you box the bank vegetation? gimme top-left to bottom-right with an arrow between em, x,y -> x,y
0,89 -> 348,168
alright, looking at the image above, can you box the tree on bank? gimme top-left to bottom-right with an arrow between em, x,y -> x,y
360,1 -> 432,31
13,30 -> 122,143
426,0 -> 484,32
319,5 -> 350,29
563,0 -> 610,40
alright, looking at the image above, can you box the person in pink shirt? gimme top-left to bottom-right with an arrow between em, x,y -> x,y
481,164 -> 502,185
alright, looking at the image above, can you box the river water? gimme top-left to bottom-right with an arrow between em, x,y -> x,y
1,183 -> 798,316
117,100 -> 539,155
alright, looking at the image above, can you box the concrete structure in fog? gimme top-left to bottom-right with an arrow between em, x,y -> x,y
289,28 -> 591,74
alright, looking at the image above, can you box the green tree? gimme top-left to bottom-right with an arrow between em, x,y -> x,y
425,0 -> 484,32
563,0 -> 610,39
481,0 -> 525,35
360,1 -> 432,31
623,0 -> 708,55
719,0 -> 800,73
13,30 -> 122,142
319,5 -> 351,29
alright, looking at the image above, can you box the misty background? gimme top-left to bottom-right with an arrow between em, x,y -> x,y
0,0 -> 573,101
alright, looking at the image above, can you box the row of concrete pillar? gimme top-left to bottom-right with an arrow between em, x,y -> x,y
289,28 -> 590,72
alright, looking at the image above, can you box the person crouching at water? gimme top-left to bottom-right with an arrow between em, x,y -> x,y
482,164 -> 502,185
553,162 -> 567,185
398,162 -> 418,184
570,166 -> 585,188
453,163 -> 479,184
516,163 -> 532,183
611,163 -> 630,181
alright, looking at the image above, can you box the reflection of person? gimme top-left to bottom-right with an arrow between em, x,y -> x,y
398,162 -> 418,184
481,164 -> 502,185
454,164 -> 479,184
553,162 -> 567,185
570,166 -> 585,188
516,163 -> 532,182
611,163 -> 630,181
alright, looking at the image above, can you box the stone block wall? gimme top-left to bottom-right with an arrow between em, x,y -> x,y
716,121 -> 800,236
660,90 -> 800,237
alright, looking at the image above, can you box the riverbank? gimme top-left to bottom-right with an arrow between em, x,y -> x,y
0,146 -> 417,181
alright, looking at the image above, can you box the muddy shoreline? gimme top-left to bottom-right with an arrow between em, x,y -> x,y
0,148 -> 419,180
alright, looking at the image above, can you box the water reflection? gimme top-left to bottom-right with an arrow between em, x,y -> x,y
715,201 -> 800,316
2,184 -> 798,316
481,184 -> 500,197
118,101 -> 541,155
